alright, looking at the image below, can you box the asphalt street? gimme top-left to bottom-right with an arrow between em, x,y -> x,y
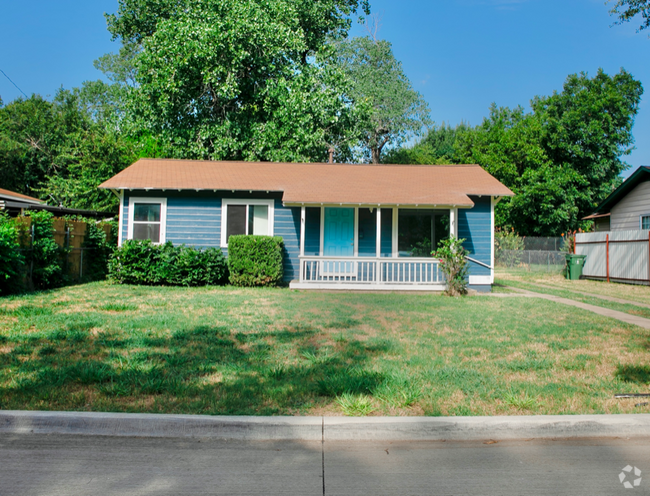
1,434 -> 649,495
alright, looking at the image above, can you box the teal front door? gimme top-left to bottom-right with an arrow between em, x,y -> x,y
323,208 -> 355,276
324,207 -> 354,256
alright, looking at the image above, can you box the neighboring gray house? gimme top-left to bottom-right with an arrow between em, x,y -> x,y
584,166 -> 650,231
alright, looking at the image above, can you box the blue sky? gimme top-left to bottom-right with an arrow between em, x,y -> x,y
1,0 -> 649,176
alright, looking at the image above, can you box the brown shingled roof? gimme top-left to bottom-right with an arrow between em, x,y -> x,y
0,188 -> 44,204
99,159 -> 513,207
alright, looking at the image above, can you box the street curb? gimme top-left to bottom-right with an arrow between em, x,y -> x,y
1,411 -> 650,441
323,414 -> 650,441
0,411 -> 322,441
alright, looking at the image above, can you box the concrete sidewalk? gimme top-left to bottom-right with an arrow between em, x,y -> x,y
510,281 -> 650,310
489,286 -> 650,329
2,410 -> 650,441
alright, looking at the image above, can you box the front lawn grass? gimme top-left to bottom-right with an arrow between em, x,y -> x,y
1,282 -> 649,416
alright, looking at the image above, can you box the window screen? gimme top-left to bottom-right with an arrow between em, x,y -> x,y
132,203 -> 162,242
227,205 -> 247,239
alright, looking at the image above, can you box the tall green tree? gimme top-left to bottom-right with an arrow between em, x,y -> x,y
75,43 -> 140,127
335,36 -> 431,163
0,90 -> 136,211
107,0 -> 371,162
383,123 -> 472,165
458,69 -> 643,236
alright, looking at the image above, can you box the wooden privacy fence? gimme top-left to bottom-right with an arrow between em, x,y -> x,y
575,230 -> 650,285
15,217 -> 114,284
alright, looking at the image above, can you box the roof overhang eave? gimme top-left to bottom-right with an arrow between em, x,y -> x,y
282,201 -> 475,208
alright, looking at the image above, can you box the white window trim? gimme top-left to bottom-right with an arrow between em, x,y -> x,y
127,197 -> 167,244
221,199 -> 275,247
640,214 -> 650,230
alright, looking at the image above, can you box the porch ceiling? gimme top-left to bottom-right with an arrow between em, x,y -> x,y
99,159 -> 514,206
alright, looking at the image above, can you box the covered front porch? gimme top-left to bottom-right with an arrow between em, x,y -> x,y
290,205 -> 459,290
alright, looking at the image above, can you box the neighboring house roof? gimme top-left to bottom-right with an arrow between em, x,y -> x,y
583,166 -> 650,219
0,187 -> 112,218
0,188 -> 44,205
99,158 -> 514,207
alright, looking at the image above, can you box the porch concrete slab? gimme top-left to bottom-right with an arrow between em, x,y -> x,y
0,433 -> 323,496
323,438 -> 650,496
487,286 -> 650,329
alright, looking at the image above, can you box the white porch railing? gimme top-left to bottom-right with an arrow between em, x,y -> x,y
297,256 -> 444,286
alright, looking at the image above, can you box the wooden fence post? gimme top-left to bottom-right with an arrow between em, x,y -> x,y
606,234 -> 610,283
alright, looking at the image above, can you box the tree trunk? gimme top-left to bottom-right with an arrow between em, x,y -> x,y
371,147 -> 381,164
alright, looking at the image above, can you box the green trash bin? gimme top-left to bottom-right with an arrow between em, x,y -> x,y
565,254 -> 587,280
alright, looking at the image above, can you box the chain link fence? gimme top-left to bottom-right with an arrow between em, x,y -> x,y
496,237 -> 566,272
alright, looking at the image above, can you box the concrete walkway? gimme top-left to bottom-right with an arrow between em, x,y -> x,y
489,286 -> 650,330
517,281 -> 650,310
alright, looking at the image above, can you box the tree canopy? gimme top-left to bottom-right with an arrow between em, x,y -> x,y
0,90 -> 137,212
461,69 -> 643,235
388,69 -> 643,236
335,36 -> 431,163
609,0 -> 650,32
383,123 -> 471,165
106,0 -> 372,162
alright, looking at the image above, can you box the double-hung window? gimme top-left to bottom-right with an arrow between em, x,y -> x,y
221,199 -> 274,247
128,198 -> 167,244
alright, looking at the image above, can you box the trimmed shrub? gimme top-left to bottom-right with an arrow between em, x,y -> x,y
108,240 -> 227,286
0,213 -> 25,295
28,211 -> 64,290
227,235 -> 284,287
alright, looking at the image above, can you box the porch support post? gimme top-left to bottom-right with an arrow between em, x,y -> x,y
392,207 -> 398,258
319,207 -> 325,256
300,206 -> 305,257
376,208 -> 381,258
376,207 -> 382,283
450,207 -> 458,238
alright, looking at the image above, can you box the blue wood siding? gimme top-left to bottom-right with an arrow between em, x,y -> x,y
273,200 -> 300,282
122,191 -> 298,282
304,207 -> 321,256
167,197 -> 221,248
119,192 -> 493,286
458,196 -> 491,277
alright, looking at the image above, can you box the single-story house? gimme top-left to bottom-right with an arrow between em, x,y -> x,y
583,166 -> 650,232
99,158 -> 513,291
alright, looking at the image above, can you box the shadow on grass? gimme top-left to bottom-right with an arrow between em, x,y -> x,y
0,316 -> 389,415
616,365 -> 650,384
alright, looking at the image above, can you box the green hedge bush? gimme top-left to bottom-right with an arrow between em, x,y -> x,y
28,210 -> 64,290
227,235 -> 284,287
0,213 -> 25,295
108,240 -> 227,286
